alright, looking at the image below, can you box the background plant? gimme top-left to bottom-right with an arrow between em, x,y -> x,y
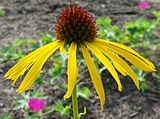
96,10 -> 160,93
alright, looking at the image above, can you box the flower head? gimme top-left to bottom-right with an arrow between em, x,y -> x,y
28,98 -> 46,112
4,4 -> 155,110
138,1 -> 150,9
55,4 -> 97,44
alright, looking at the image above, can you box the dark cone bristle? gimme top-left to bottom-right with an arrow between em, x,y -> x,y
55,4 -> 97,44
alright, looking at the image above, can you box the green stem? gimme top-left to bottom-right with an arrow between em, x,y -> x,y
72,85 -> 79,119
42,108 -> 54,116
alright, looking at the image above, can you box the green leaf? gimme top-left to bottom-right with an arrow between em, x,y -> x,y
77,86 -> 91,100
53,100 -> 71,118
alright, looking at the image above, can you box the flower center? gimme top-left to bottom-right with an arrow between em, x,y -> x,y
55,4 -> 97,44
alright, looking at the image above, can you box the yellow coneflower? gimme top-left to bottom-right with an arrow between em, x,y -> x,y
4,4 -> 155,111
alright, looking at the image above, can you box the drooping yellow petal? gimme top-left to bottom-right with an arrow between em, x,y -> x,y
93,41 -> 140,90
4,54 -> 36,80
108,45 -> 154,72
64,42 -> 77,99
112,61 -> 127,76
16,41 -> 63,92
4,41 -> 63,84
16,57 -> 46,92
96,38 -> 155,69
81,44 -> 105,110
95,39 -> 156,72
85,42 -> 122,92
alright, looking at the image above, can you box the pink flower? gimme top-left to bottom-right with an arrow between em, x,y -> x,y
138,1 -> 150,9
28,98 -> 46,112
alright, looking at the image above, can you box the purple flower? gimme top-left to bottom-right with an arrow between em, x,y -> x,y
138,1 -> 150,9
28,98 -> 46,112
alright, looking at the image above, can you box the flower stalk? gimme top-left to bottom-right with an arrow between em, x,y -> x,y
72,85 -> 79,119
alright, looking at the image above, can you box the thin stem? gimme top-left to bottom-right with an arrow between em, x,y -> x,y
42,108 -> 54,116
72,85 -> 79,119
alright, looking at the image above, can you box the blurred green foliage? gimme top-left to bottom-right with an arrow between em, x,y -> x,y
97,10 -> 160,49
0,32 -> 55,63
0,8 -> 5,17
0,113 -> 11,119
77,85 -> 91,100
53,100 -> 71,118
132,67 -> 148,94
